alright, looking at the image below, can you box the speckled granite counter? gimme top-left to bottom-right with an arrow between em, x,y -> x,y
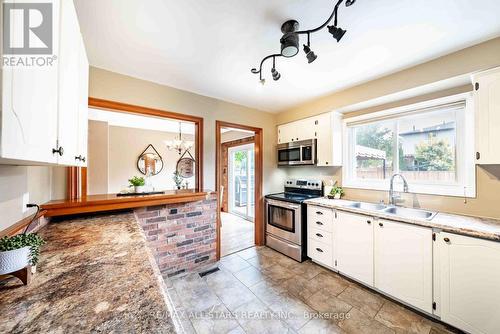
0,212 -> 177,333
306,197 -> 500,242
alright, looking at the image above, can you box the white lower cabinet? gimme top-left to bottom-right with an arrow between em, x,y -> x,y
374,219 -> 433,313
335,211 -> 374,286
307,205 -> 335,268
437,232 -> 500,334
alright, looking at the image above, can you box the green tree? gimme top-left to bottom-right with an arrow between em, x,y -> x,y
414,138 -> 454,171
356,124 -> 394,168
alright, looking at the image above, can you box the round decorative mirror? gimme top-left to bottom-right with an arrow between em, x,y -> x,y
176,150 -> 195,178
137,144 -> 164,176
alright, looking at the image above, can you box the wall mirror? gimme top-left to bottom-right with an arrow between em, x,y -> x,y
177,150 -> 195,178
137,144 -> 164,175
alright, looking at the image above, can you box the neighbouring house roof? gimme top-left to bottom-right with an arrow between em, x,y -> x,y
399,121 -> 455,136
356,145 -> 387,160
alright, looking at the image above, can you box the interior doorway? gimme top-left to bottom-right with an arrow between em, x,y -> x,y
216,121 -> 263,259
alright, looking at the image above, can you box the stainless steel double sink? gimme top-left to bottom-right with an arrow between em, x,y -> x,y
342,201 -> 437,220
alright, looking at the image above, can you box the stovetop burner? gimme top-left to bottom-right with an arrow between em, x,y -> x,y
265,192 -> 319,204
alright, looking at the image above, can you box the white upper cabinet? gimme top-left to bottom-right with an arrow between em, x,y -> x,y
0,0 -> 88,166
472,67 -> 500,165
1,1 -> 61,164
313,112 -> 342,166
437,232 -> 500,334
277,112 -> 342,166
77,37 -> 89,167
335,211 -> 374,286
374,219 -> 433,313
57,0 -> 81,165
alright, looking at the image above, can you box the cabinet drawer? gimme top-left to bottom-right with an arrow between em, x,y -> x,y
308,206 -> 334,233
308,238 -> 333,267
308,226 -> 333,245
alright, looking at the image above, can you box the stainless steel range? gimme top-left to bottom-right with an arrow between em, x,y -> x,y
265,178 -> 323,262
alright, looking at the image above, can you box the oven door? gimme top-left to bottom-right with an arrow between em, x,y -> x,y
265,198 -> 302,245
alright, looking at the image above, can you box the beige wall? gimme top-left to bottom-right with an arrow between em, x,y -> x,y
107,125 -> 195,193
0,166 -> 52,231
221,130 -> 254,143
88,66 -> 285,195
88,120 -> 109,195
277,37 -> 500,219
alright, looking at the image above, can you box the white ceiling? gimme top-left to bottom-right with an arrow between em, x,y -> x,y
74,0 -> 500,113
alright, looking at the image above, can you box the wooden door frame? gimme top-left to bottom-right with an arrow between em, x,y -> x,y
216,121 -> 264,260
68,97 -> 204,198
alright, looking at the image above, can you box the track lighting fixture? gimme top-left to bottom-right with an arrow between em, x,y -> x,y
271,68 -> 281,81
327,25 -> 346,42
303,34 -> 317,63
251,0 -> 356,84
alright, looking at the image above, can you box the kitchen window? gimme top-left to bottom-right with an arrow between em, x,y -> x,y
343,93 -> 475,197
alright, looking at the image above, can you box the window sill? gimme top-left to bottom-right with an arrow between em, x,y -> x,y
342,180 -> 476,198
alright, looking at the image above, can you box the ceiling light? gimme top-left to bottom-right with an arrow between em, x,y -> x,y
165,122 -> 193,155
251,0 -> 356,83
328,25 -> 346,42
271,67 -> 281,81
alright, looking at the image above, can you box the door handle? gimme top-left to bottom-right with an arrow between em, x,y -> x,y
367,220 -> 371,225
316,221 -> 323,226
316,211 -> 323,215
316,248 -> 323,253
52,146 -> 64,156
444,237 -> 450,243
379,222 -> 384,227
315,233 -> 323,238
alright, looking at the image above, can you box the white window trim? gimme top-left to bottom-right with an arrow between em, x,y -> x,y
342,92 -> 476,198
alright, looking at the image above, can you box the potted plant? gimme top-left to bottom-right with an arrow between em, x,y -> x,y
329,186 -> 345,199
129,176 -> 146,193
0,233 -> 45,275
173,171 -> 183,190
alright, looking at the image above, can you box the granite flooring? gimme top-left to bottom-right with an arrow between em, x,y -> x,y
165,246 -> 460,334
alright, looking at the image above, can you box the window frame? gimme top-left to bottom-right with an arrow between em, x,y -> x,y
342,93 -> 476,198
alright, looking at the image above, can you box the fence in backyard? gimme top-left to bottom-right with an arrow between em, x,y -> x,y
357,168 -> 455,182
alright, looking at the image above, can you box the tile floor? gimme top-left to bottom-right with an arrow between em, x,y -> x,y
165,246 -> 459,334
220,212 -> 254,257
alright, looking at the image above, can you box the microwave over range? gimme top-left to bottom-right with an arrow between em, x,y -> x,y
277,139 -> 317,166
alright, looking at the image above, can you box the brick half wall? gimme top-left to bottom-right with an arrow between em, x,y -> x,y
134,193 -> 217,278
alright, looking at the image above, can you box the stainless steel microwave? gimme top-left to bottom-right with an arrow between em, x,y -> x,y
277,139 -> 317,166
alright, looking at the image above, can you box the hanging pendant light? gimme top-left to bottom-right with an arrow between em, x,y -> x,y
165,122 -> 194,155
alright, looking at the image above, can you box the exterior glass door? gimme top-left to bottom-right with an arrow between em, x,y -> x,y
228,143 -> 255,221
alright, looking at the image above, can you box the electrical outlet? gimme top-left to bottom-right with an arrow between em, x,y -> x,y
22,192 -> 30,213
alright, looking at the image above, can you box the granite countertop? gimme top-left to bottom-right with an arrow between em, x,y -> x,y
306,197 -> 500,242
0,212 -> 177,333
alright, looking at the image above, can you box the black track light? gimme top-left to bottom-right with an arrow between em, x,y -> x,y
271,67 -> 281,81
303,44 -> 317,64
328,25 -> 346,42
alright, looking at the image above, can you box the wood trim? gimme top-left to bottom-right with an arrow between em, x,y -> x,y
81,167 -> 88,198
0,210 -> 47,238
65,98 -> 205,201
42,190 -> 211,217
215,121 -> 264,260
67,167 -> 79,200
88,97 -> 204,124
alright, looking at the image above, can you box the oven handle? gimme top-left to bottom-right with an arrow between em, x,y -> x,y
265,198 -> 300,210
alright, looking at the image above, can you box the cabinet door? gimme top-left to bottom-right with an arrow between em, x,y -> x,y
438,232 -> 500,334
277,123 -> 294,144
77,36 -> 89,167
473,67 -> 500,164
56,0 -> 80,165
335,211 -> 374,286
374,220 -> 433,313
1,2 -> 60,164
